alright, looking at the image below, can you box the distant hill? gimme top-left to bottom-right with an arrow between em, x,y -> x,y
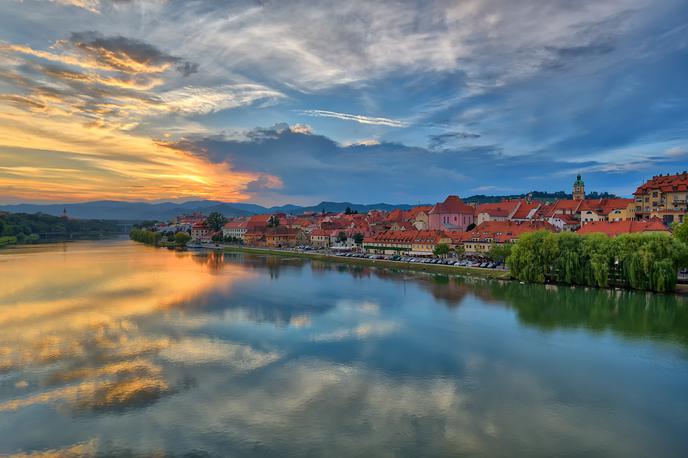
0,200 -> 422,221
463,191 -> 620,204
292,201 -> 420,214
0,191 -> 620,221
0,201 -> 253,221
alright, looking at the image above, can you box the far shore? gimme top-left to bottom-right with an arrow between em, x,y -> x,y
222,245 -> 512,280
221,245 -> 688,294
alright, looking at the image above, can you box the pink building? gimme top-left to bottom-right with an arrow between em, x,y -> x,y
428,195 -> 474,231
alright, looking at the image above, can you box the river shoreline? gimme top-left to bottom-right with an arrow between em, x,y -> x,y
221,245 -> 688,294
222,245 -> 512,280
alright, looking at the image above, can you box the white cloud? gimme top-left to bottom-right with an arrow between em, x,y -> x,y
160,337 -> 281,371
300,110 -> 407,127
310,321 -> 400,342
161,84 -> 285,116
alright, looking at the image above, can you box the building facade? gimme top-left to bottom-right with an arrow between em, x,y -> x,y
222,221 -> 248,240
428,195 -> 474,231
633,172 -> 688,224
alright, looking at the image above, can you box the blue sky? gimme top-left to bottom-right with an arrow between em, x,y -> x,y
0,0 -> 686,205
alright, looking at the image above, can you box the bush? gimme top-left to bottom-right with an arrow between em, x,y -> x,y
507,230 -> 688,292
129,228 -> 162,246
174,232 -> 191,246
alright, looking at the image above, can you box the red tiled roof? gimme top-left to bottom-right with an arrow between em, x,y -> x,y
391,222 -> 416,230
475,200 -> 520,218
443,231 -> 472,243
429,195 -> 474,215
550,214 -> 579,225
248,214 -> 272,223
577,220 -> 669,236
468,220 -> 558,243
385,209 -> 406,222
405,205 -> 433,219
511,200 -> 541,219
223,221 -> 247,229
364,230 -> 447,244
634,172 -> 688,195
552,199 -> 582,212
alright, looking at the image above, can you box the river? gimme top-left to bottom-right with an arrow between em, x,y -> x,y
0,240 -> 687,457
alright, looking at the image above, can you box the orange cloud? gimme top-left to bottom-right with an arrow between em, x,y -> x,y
0,32 -> 284,202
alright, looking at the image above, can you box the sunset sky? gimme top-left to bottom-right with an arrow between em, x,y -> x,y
1,0 -> 686,205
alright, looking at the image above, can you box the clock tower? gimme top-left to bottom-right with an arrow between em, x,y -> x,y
573,174 -> 585,201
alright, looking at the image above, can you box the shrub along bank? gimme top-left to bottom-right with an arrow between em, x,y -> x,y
507,231 -> 688,293
129,228 -> 162,246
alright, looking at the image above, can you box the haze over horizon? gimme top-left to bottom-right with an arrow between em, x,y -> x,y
1,0 -> 687,206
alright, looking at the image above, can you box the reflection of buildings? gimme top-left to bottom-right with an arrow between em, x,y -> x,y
190,250 -> 226,273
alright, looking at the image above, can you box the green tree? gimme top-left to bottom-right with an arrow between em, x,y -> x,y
336,231 -> 347,243
344,206 -> 352,215
488,243 -> 512,264
466,223 -> 476,231
433,243 -> 450,258
553,232 -> 585,284
129,228 -> 161,246
267,215 -> 280,227
507,231 -> 559,283
353,232 -> 365,245
174,231 -> 191,246
582,233 -> 612,288
206,212 -> 227,232
674,219 -> 688,245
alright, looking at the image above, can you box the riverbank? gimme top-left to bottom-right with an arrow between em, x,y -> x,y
0,236 -> 17,247
223,246 -> 512,280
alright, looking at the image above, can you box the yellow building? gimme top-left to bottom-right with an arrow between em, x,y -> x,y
634,172 -> 688,224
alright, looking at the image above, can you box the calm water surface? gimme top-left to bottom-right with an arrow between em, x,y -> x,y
0,240 -> 687,457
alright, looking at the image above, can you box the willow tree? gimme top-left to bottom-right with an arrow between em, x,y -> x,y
507,231 -> 559,283
581,233 -> 613,288
674,219 -> 688,245
554,232 -> 586,285
612,233 -> 688,292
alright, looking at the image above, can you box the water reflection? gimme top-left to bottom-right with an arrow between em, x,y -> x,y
0,241 -> 686,457
0,242 -> 253,420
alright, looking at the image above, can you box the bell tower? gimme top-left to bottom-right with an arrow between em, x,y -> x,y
572,174 -> 585,201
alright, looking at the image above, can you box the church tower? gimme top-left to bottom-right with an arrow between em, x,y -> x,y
572,174 -> 585,201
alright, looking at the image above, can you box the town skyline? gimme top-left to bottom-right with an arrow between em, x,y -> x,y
1,1 -> 687,206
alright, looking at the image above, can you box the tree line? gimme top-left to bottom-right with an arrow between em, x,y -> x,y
130,228 -> 191,247
507,229 -> 688,292
0,212 -> 119,244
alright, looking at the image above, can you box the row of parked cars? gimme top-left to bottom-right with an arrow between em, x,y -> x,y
335,252 -> 504,269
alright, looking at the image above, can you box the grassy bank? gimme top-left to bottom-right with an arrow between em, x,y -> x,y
223,246 -> 511,280
0,236 -> 17,247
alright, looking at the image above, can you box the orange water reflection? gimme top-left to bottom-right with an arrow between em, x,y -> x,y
0,241 -> 252,414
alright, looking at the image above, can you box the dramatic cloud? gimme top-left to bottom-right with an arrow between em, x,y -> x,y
161,124 -> 682,204
0,0 -> 687,203
66,31 -> 197,75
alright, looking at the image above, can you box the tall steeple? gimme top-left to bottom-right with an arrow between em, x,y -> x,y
572,174 -> 585,201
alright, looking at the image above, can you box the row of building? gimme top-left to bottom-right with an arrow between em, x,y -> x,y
177,172 -> 685,255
